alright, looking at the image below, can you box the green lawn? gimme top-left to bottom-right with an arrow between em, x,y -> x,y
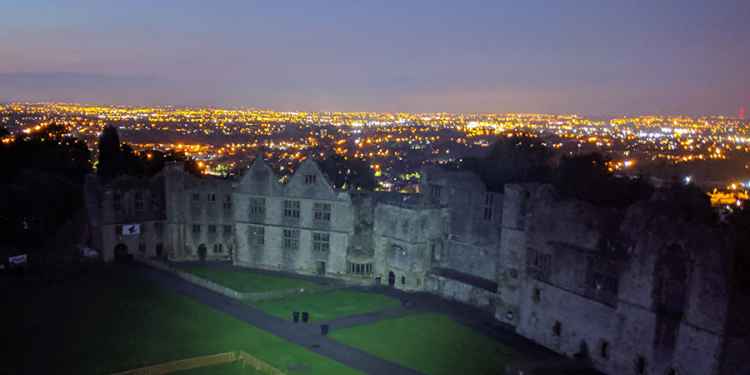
331,313 -> 521,375
180,265 -> 321,293
11,266 -> 360,375
254,289 -> 400,322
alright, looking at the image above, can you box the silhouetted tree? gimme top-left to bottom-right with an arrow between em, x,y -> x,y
459,135 -> 554,191
0,125 -> 91,250
97,125 -> 123,181
555,152 -> 653,207
319,154 -> 376,190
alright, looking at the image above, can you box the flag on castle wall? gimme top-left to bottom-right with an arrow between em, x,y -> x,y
122,224 -> 140,236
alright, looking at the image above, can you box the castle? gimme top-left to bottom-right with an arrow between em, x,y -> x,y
84,157 -> 748,375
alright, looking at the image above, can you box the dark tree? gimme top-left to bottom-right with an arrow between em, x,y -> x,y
555,152 -> 653,207
319,154 -> 376,191
97,125 -> 123,181
459,135 -> 554,191
0,125 -> 91,250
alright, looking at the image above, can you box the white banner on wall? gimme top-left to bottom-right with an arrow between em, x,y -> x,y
122,224 -> 141,236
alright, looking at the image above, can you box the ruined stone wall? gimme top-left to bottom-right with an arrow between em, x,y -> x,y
230,158 -> 354,277
497,183 -> 737,375
425,273 -> 497,310
373,202 -> 444,290
422,166 -> 502,281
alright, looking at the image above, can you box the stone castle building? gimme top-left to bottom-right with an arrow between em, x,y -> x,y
85,157 -> 748,375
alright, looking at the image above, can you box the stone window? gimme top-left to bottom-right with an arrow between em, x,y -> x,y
208,193 -> 216,202
249,197 -> 265,219
222,195 -> 232,209
347,262 -> 373,275
248,225 -> 265,246
532,287 -> 541,303
654,244 -> 689,319
482,192 -> 494,221
305,174 -> 317,185
429,184 -> 442,202
208,225 -> 217,234
115,224 -> 122,236
192,193 -> 200,201
134,192 -> 144,211
192,224 -> 201,234
223,225 -> 232,235
150,194 -> 161,211
430,242 -> 440,261
282,228 -> 299,250
283,200 -> 301,219
528,248 -> 552,281
113,192 -> 122,211
600,340 -> 609,359
312,232 -> 330,252
401,276 -> 406,285
313,203 -> 332,222
213,243 -> 223,253
552,321 -> 561,337
635,356 -> 646,375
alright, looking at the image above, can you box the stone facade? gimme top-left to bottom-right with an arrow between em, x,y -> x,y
495,184 -> 749,375
85,158 -> 748,375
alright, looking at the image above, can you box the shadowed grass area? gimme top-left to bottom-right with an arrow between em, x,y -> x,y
331,313 -> 520,375
180,265 -> 321,293
254,289 -> 400,322
12,266 -> 360,375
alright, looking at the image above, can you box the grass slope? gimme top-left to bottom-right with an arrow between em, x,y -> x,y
331,313 -> 520,375
180,265 -> 320,293
12,266 -> 359,375
254,289 -> 400,322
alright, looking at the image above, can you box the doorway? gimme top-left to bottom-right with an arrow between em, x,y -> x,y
316,261 -> 326,276
114,243 -> 129,263
388,271 -> 396,287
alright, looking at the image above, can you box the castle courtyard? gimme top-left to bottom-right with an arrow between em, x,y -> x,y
8,261 -> 584,375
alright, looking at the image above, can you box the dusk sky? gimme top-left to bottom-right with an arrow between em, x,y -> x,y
2,0 -> 749,115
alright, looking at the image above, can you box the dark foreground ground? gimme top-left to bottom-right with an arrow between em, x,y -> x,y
5,261 -> 599,375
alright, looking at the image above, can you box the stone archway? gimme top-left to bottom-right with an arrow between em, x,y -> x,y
388,271 -> 396,287
114,243 -> 129,263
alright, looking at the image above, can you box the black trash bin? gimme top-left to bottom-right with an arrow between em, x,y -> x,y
302,311 -> 309,323
292,311 -> 300,323
321,324 -> 329,336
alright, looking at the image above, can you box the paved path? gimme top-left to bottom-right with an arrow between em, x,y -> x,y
136,264 -> 424,375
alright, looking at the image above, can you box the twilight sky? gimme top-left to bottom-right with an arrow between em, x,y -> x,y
1,0 -> 749,115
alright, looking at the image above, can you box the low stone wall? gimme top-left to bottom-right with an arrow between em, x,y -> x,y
425,273 -> 498,310
110,350 -> 285,375
138,257 -> 245,299
138,257 -> 342,302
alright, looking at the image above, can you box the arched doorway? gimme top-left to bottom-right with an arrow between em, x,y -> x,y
388,271 -> 396,287
198,244 -> 207,261
114,243 -> 129,263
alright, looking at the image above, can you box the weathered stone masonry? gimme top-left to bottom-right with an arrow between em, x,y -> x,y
85,158 -> 748,375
